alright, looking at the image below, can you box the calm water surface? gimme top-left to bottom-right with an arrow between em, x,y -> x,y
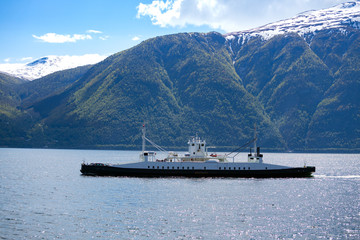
1,148 -> 359,239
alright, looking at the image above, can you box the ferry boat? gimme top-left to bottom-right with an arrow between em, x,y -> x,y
80,126 -> 315,178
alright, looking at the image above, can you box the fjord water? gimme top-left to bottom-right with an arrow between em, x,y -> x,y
1,149 -> 359,239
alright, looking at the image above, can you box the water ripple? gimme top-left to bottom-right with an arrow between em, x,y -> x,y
1,149 -> 359,239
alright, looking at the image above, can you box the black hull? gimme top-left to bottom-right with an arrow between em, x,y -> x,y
80,164 -> 315,178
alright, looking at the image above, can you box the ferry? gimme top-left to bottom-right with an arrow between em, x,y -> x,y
80,126 -> 315,178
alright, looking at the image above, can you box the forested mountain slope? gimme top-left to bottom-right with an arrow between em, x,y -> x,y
1,2 -> 359,151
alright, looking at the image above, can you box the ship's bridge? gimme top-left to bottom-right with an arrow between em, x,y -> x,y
188,135 -> 206,158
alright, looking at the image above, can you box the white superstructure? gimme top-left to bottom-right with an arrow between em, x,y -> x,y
127,125 -> 286,171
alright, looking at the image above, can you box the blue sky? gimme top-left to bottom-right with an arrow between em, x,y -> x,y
0,0 -> 347,64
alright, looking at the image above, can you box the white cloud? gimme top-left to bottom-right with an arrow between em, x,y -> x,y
32,33 -> 92,43
4,58 -> 10,63
86,30 -> 109,40
137,0 -> 182,27
132,36 -> 141,41
99,35 -> 110,40
137,0 -> 346,32
87,29 -> 103,34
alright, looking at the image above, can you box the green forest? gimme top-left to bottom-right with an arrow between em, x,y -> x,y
1,29 -> 359,152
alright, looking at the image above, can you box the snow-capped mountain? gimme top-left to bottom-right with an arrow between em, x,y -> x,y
2,2 -> 359,81
225,1 -> 360,42
0,54 -> 107,80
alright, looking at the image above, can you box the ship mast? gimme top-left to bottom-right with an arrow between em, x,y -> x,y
142,123 -> 146,154
254,123 -> 257,156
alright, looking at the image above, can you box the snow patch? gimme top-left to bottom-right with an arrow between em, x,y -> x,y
0,54 -> 107,80
225,1 -> 360,42
225,35 -> 235,40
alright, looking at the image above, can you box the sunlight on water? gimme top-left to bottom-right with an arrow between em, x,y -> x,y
1,149 -> 359,239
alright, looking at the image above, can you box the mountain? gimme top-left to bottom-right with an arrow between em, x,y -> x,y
17,64 -> 93,108
0,72 -> 31,146
0,65 -> 94,147
1,1 -> 359,151
0,54 -> 107,80
306,29 -> 360,150
28,32 -> 285,149
225,1 -> 360,41
0,72 -> 26,111
228,33 -> 335,149
223,1 -> 360,150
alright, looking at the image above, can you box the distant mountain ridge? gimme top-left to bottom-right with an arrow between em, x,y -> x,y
0,2 -> 359,151
0,54 -> 107,80
225,1 -> 360,41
